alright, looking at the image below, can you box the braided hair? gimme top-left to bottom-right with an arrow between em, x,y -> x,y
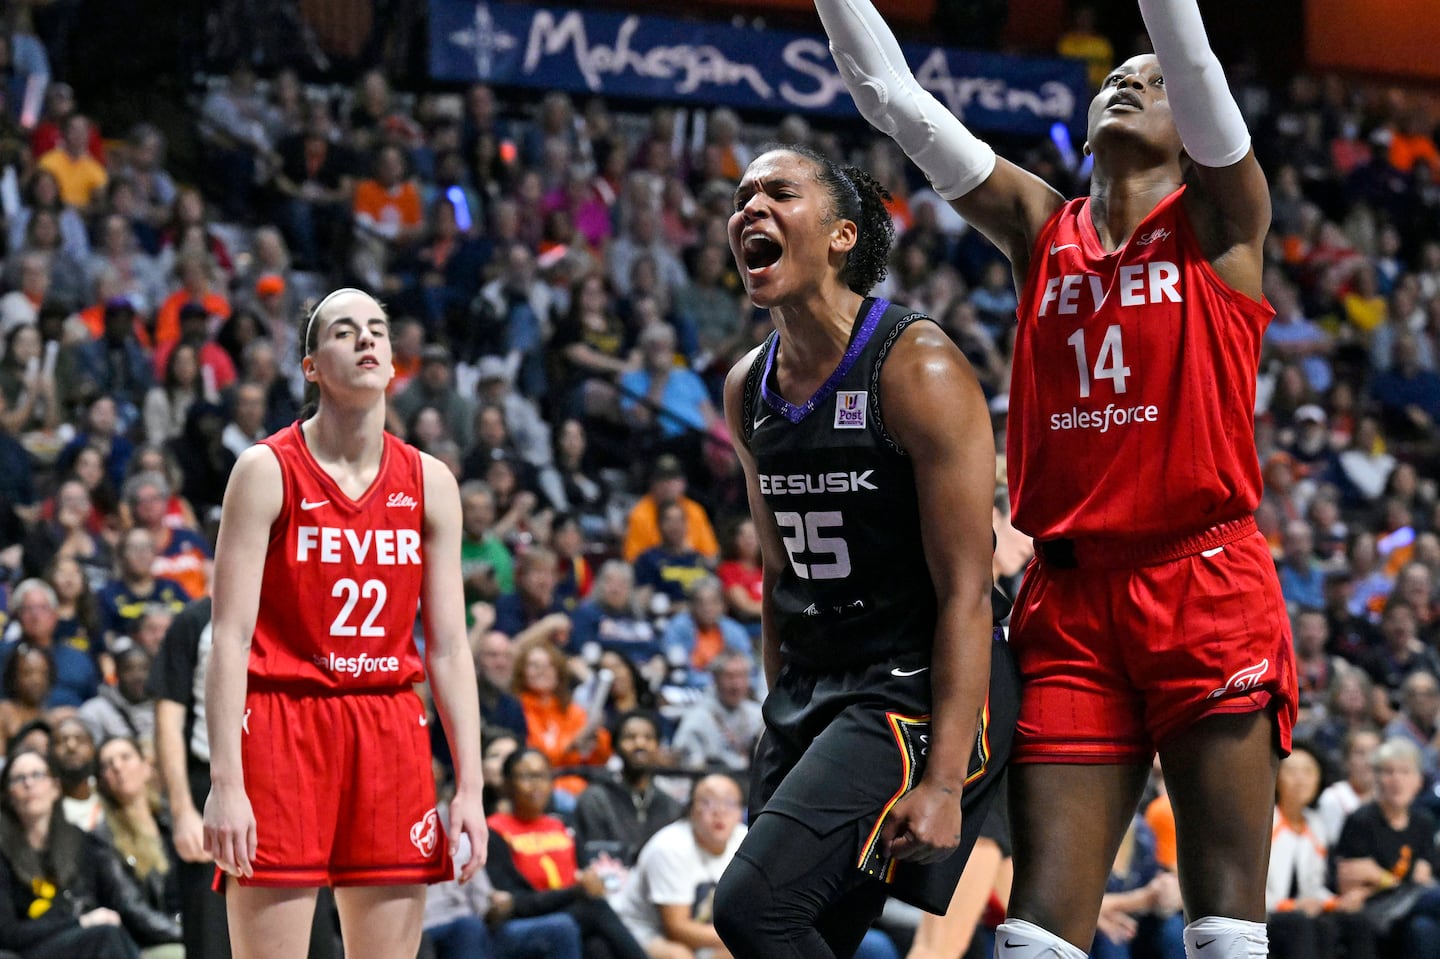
756,142 -> 895,296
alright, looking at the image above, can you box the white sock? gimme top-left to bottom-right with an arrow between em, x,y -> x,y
1184,916 -> 1268,959
993,919 -> 1088,959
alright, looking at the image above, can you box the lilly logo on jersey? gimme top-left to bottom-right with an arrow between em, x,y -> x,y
834,391 -> 867,429
296,527 -> 421,565
387,492 -> 418,510
1038,261 -> 1181,317
758,470 -> 877,496
410,808 -> 440,858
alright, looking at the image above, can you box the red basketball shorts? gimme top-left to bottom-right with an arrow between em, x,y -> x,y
235,686 -> 451,887
1010,524 -> 1297,764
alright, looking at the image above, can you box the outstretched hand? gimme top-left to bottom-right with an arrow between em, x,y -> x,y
879,780 -> 963,865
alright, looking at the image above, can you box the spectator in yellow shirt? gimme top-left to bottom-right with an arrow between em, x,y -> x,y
37,115 -> 107,212
622,454 -> 719,563
1055,4 -> 1115,91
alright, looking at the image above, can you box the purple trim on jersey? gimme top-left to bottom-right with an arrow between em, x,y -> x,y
759,298 -> 889,424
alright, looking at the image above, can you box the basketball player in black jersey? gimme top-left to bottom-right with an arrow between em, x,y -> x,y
709,143 -> 1019,959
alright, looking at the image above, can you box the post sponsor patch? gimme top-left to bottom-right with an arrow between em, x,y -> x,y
834,391 -> 867,429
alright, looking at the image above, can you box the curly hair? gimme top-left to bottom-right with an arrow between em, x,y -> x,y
755,142 -> 895,296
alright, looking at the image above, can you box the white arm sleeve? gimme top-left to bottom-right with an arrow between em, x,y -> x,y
815,0 -> 995,200
1137,0 -> 1251,168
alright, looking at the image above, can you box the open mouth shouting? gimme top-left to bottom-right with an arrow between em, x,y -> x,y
742,230 -> 783,276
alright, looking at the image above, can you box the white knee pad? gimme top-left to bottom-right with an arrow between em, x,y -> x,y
992,919 -> 1088,959
1184,916 -> 1268,959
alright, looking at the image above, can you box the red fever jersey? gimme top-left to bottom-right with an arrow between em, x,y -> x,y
1008,186 -> 1273,542
251,423 -> 427,690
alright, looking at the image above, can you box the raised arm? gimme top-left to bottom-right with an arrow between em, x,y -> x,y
814,0 -> 1064,278
203,445 -> 283,879
1139,0 -> 1270,297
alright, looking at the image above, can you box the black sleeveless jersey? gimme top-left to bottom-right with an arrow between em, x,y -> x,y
741,298 -> 937,672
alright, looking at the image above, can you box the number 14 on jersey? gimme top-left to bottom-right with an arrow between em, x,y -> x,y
1067,324 -> 1130,398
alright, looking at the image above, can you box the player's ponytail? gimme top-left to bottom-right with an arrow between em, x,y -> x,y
836,164 -> 894,296
759,143 -> 894,296
297,297 -> 322,419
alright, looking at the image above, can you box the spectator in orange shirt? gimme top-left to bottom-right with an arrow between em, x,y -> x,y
1387,109 -> 1440,180
37,115 -> 107,212
351,143 -> 424,290
124,470 -> 212,599
151,302 -> 236,398
150,254 -> 231,354
622,454 -> 719,563
1144,757 -> 1178,873
512,634 -> 611,796
386,316 -> 425,395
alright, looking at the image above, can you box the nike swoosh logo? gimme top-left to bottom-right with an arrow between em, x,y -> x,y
1196,939 -> 1216,950
891,666 -> 929,677
754,413 -> 773,430
419,715 -> 428,727
1201,546 -> 1225,557
300,498 -> 329,511
1002,941 -> 1023,950
1049,243 -> 1079,254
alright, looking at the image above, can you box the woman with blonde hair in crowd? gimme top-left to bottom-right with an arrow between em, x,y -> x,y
94,736 -> 182,959
0,747 -> 181,958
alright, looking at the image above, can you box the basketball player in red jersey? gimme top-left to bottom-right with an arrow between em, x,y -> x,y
202,288 -> 487,959
816,1 -> 1294,957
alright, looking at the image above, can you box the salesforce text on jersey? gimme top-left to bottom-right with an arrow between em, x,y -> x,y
1050,403 -> 1160,433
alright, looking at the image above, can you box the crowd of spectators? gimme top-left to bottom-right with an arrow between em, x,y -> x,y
0,2 -> 1432,956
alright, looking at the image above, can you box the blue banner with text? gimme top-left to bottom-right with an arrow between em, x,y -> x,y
429,0 -> 1088,137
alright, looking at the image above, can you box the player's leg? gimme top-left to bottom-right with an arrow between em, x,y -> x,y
645,941 -> 696,959
906,837 -> 1005,959
714,810 -> 882,959
226,885 -> 321,959
332,884 -> 427,959
999,762 -> 1150,956
1158,711 -> 1277,959
1139,533 -> 1295,959
816,875 -> 891,958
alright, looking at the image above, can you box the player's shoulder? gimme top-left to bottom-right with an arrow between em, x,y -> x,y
233,441 -> 282,479
878,314 -> 971,391
724,342 -> 767,398
225,445 -> 284,517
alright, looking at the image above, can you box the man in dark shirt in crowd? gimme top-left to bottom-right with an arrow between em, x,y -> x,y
573,710 -> 683,869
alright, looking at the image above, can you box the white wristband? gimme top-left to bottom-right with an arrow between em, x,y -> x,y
1137,0 -> 1250,168
817,0 -> 996,199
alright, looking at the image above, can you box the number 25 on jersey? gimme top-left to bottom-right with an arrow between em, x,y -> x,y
774,511 -> 851,580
